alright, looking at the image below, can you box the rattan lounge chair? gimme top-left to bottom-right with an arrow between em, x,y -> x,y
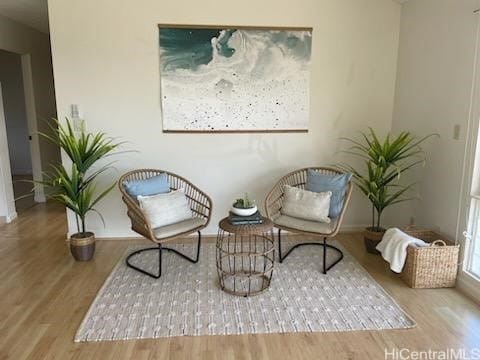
265,167 -> 352,274
119,169 -> 212,278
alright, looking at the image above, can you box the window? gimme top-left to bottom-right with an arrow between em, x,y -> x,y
465,197 -> 480,278
464,109 -> 480,279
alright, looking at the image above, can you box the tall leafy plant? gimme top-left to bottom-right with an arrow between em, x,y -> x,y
337,128 -> 436,232
39,119 -> 122,235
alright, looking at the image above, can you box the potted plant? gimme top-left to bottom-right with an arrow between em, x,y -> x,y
337,128 -> 436,254
231,193 -> 257,216
38,118 -> 122,261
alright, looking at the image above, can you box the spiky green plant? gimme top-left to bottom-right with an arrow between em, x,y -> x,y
337,128 -> 436,232
38,118 -> 122,234
233,193 -> 256,209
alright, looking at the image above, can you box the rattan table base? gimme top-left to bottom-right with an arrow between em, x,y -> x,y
216,217 -> 275,297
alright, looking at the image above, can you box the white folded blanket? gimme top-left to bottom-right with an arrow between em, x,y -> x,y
376,228 -> 428,273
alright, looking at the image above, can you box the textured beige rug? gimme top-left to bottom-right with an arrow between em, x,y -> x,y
75,241 -> 415,342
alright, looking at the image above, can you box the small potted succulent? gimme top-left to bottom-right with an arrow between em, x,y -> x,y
231,193 -> 257,216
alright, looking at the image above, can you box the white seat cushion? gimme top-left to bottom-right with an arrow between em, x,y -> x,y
153,217 -> 207,239
274,215 -> 337,235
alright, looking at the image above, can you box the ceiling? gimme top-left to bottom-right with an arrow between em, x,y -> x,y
0,0 -> 409,35
0,0 -> 49,34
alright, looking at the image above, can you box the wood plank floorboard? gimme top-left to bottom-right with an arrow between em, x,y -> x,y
0,203 -> 479,359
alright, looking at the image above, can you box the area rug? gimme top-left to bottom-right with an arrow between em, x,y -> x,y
75,241 -> 415,342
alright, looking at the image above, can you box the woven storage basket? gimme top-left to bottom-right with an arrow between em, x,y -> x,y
401,228 -> 459,289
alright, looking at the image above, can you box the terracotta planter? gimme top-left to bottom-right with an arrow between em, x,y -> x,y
363,227 -> 385,255
70,232 -> 95,261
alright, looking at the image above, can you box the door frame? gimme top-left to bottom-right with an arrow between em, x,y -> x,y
0,52 -> 44,223
20,53 -> 45,203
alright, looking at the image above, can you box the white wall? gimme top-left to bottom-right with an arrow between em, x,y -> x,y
0,50 -> 32,175
0,14 -> 60,199
392,0 -> 480,240
48,0 -> 402,237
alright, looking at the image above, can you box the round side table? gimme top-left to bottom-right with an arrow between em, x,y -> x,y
216,217 -> 275,297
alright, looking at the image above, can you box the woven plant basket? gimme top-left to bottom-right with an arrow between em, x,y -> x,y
401,228 -> 459,289
363,227 -> 386,255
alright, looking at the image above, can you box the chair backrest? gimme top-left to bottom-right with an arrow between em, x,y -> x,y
277,167 -> 345,190
118,169 -> 212,223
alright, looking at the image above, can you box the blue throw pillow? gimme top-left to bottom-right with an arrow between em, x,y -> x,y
123,173 -> 170,198
305,169 -> 352,218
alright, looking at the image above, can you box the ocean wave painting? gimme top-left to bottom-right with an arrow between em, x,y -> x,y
158,25 -> 312,132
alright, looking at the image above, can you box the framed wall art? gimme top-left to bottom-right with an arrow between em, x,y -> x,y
158,24 -> 312,133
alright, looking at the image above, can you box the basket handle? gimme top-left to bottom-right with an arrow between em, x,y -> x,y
404,224 -> 420,231
431,240 -> 447,247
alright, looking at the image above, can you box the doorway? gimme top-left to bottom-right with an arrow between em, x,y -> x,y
0,49 -> 37,216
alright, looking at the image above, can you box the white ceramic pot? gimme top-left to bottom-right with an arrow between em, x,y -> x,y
231,205 -> 258,217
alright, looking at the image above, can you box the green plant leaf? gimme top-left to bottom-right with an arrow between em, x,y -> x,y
32,117 -> 123,232
335,128 -> 435,229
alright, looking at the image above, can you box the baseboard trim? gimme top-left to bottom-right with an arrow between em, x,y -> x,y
338,225 -> 369,233
34,193 -> 46,203
93,227 -> 368,241
0,209 -> 18,224
0,212 -> 18,224
94,234 -> 218,241
6,212 -> 17,223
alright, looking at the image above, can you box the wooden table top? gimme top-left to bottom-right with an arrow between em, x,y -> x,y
218,216 -> 274,235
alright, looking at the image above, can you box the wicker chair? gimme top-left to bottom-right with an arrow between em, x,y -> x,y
119,169 -> 212,278
265,167 -> 352,274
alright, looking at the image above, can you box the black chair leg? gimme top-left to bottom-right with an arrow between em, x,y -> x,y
126,231 -> 202,279
164,231 -> 201,264
278,228 -> 283,263
277,229 -> 344,274
323,237 -> 327,275
126,244 -> 163,279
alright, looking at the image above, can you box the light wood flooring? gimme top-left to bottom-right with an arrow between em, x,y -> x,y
0,203 -> 479,359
